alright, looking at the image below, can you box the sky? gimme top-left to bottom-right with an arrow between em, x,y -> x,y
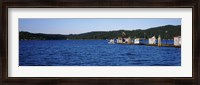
19,18 -> 181,35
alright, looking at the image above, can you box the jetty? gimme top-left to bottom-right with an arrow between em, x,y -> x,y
108,32 -> 181,48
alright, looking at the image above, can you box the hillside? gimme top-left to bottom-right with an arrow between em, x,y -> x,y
19,25 -> 181,40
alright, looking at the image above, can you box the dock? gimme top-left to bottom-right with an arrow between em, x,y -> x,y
116,43 -> 181,48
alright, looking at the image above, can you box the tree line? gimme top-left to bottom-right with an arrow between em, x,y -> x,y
19,25 -> 181,40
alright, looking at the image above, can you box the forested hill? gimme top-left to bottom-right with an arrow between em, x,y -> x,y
19,25 -> 181,40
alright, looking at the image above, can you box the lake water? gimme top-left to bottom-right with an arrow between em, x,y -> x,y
19,40 -> 181,66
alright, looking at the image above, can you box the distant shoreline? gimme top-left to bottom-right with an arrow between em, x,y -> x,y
19,25 -> 181,40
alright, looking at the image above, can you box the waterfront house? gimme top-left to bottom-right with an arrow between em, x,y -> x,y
125,37 -> 132,44
117,37 -> 123,43
134,38 -> 145,44
149,36 -> 156,44
116,32 -> 133,44
134,38 -> 141,44
117,37 -> 132,44
174,36 -> 181,46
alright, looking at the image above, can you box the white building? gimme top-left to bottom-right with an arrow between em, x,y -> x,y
117,37 -> 123,43
134,38 -> 141,44
174,36 -> 181,46
117,37 -> 132,44
124,37 -> 132,44
149,36 -> 156,44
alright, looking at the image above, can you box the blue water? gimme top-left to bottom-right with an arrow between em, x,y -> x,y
19,40 -> 181,66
